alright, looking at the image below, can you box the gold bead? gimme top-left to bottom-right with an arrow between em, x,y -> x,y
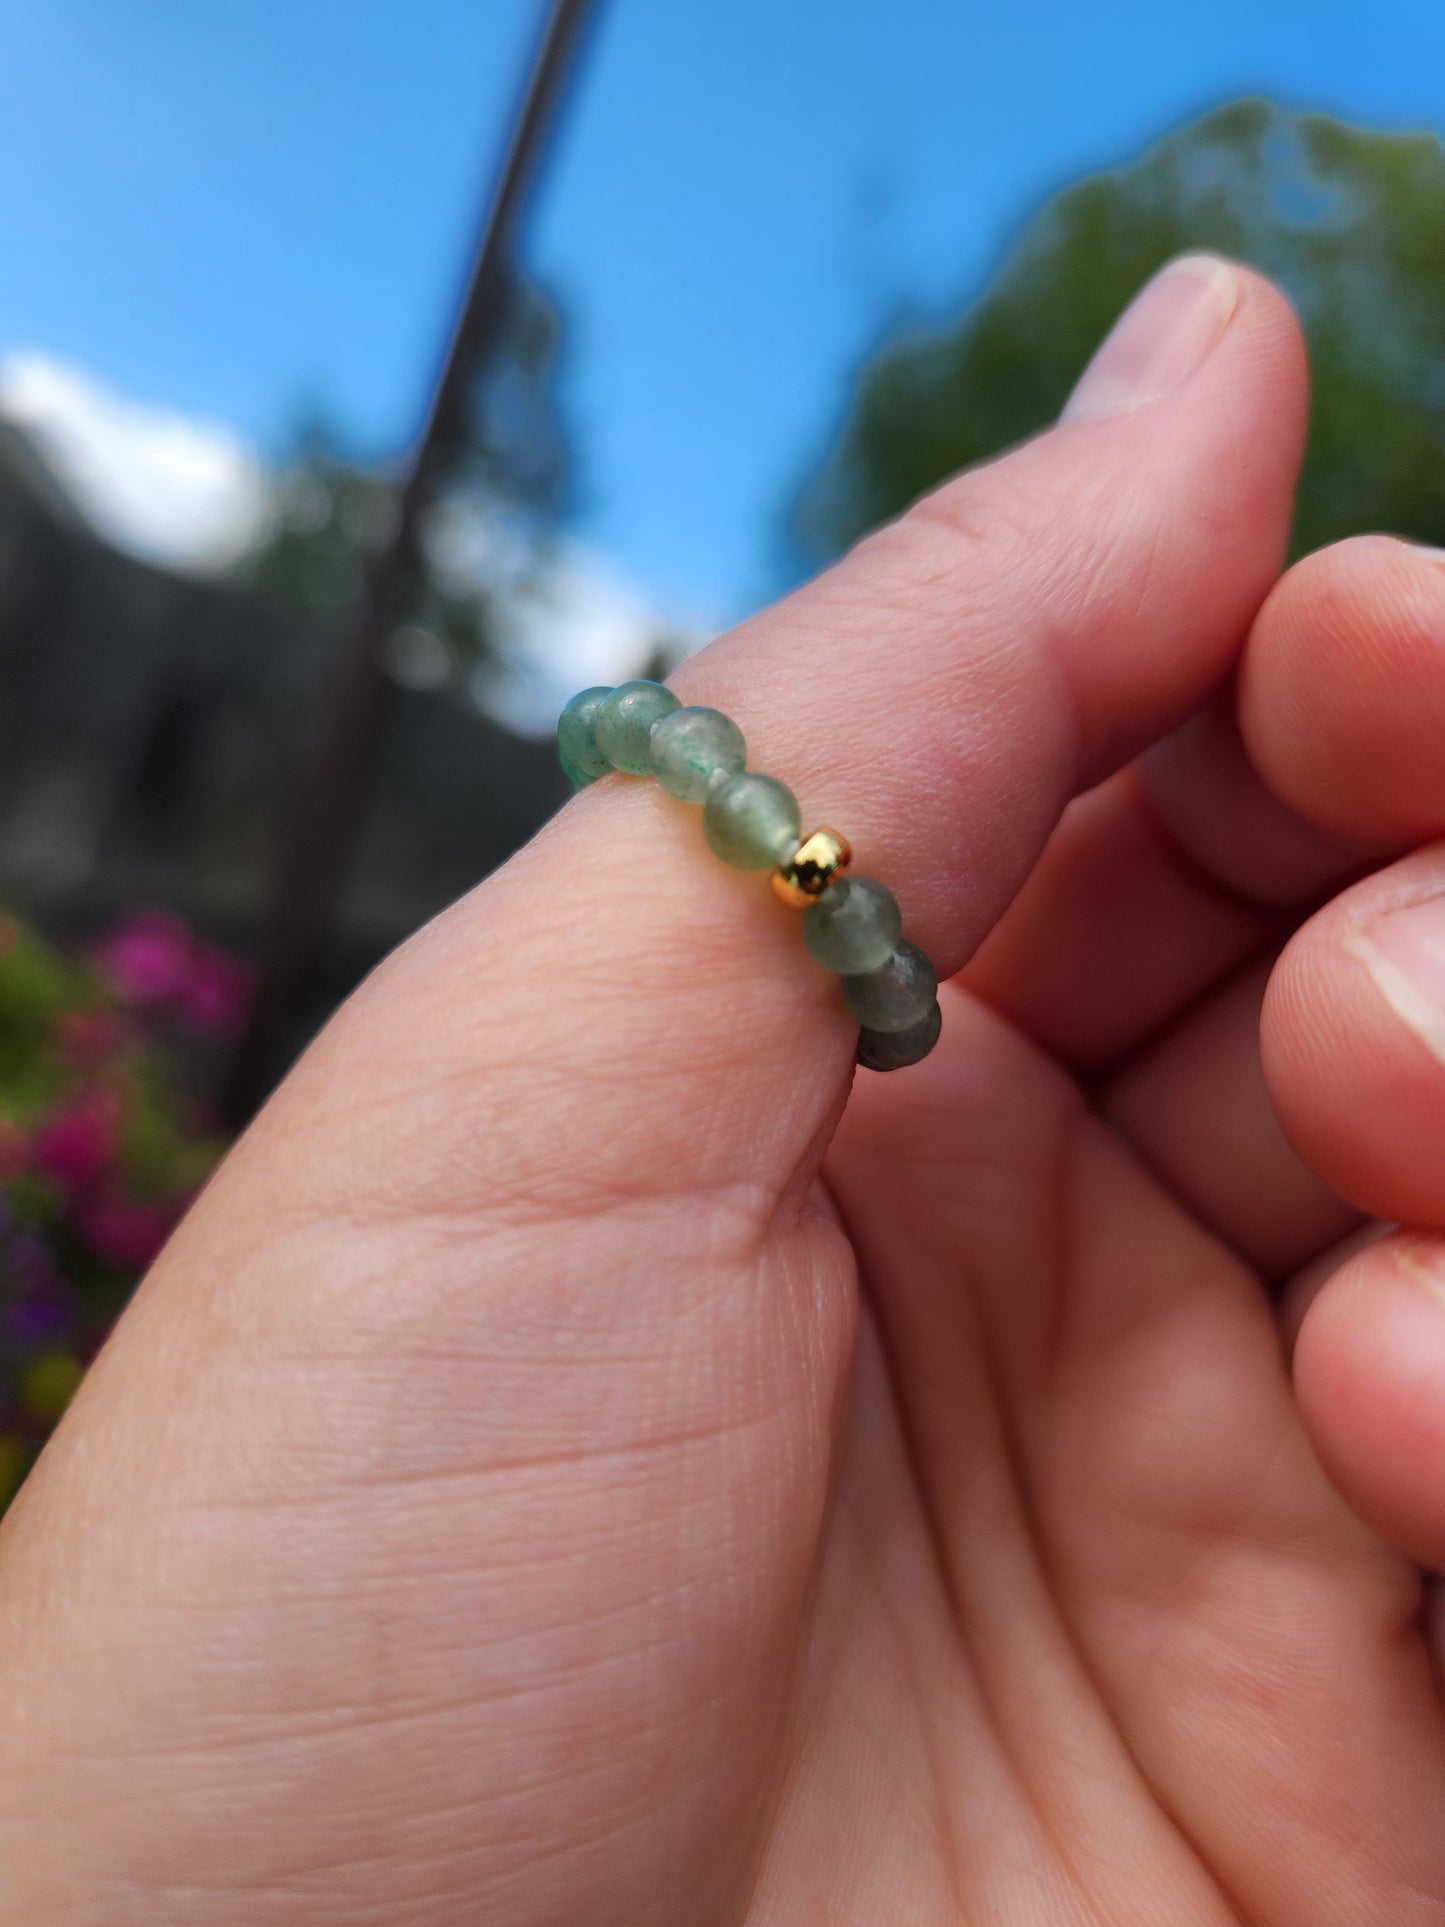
771,826 -> 852,906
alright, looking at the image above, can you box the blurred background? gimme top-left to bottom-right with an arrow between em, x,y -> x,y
2,0 -> 1445,1491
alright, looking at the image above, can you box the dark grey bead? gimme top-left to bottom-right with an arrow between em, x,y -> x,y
856,999 -> 942,1072
843,941 -> 938,1032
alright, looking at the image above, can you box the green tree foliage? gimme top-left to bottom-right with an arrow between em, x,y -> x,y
241,278 -> 570,673
793,100 -> 1445,568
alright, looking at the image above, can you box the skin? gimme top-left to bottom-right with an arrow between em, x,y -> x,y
2,259 -> 1445,1923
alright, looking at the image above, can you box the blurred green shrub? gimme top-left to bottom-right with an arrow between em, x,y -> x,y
793,99 -> 1445,567
0,911 -> 243,1507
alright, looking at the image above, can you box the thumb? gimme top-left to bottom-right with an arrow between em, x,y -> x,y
302,252 -> 1306,1220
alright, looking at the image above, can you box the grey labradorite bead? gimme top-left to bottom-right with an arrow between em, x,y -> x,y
556,685 -> 614,787
704,772 -> 801,869
650,705 -> 747,802
843,939 -> 938,1032
594,679 -> 681,774
857,999 -> 943,1072
802,875 -> 902,974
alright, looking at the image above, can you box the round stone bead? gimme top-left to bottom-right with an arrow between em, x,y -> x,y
801,875 -> 902,974
857,999 -> 942,1072
650,705 -> 746,802
843,940 -> 938,1032
556,685 -> 613,786
594,679 -> 681,774
703,773 -> 801,869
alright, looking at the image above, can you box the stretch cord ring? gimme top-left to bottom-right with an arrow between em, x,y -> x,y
558,679 -> 942,1071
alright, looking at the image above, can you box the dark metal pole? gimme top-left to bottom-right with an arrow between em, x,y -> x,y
225,0 -> 598,1124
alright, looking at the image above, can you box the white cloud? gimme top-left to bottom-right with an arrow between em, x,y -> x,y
0,349 -> 712,728
477,538 -> 707,735
0,350 -> 269,572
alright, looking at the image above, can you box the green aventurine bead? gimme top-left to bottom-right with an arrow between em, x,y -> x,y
802,875 -> 902,974
556,686 -> 613,786
594,679 -> 681,773
650,705 -> 746,801
857,1000 -> 942,1072
703,773 -> 801,869
843,940 -> 938,1031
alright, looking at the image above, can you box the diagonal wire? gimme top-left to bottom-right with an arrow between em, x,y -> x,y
225,0 -> 600,1124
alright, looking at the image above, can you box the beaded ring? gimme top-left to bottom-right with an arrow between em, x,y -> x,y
558,679 -> 941,1071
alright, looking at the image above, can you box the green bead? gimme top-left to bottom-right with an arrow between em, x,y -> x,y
594,679 -> 681,774
650,705 -> 746,802
802,876 -> 902,974
857,1000 -> 942,1072
843,940 -> 938,1031
556,686 -> 613,785
703,773 -> 801,869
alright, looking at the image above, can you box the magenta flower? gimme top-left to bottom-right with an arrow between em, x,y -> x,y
178,944 -> 254,1039
93,911 -> 252,1039
35,1098 -> 117,1194
93,911 -> 194,1006
77,1195 -> 174,1271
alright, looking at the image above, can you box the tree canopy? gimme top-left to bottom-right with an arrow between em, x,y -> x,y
242,278 -> 571,675
793,99 -> 1445,569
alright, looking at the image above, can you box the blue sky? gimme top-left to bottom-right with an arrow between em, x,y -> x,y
3,0 -> 1445,625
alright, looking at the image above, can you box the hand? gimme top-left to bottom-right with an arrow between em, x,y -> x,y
4,254 -> 1445,1925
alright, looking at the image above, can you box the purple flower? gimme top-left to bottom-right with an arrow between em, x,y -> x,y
0,1274 -> 77,1352
4,1230 -> 58,1290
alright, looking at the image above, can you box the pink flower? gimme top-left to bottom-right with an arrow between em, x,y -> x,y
94,911 -> 194,1006
35,1098 -> 117,1193
178,944 -> 254,1039
77,1195 -> 175,1270
55,1009 -> 123,1068
93,912 -> 252,1039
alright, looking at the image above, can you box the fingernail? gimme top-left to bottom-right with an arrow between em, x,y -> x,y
1393,1236 -> 1445,1313
1061,255 -> 1241,424
1348,891 -> 1445,1067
